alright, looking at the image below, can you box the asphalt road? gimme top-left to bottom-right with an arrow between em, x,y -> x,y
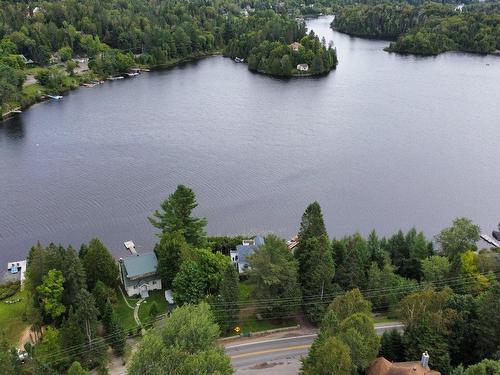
226,323 -> 404,375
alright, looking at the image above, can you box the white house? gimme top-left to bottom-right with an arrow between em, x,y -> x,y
297,63 -> 309,71
120,253 -> 162,297
230,236 -> 265,273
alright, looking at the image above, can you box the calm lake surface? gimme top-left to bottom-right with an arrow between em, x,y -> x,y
1,16 -> 499,264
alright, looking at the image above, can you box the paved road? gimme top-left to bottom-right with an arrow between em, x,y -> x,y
226,323 -> 404,375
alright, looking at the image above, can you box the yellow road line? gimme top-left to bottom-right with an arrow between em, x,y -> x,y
230,344 -> 311,359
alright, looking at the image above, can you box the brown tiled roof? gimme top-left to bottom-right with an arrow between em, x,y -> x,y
368,358 -> 441,375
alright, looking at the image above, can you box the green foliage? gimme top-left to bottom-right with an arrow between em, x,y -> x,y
475,282 -> 500,359
81,238 -> 119,290
0,282 -> 20,301
173,260 -> 207,305
149,301 -> 159,318
248,234 -> 301,319
334,3 -> 500,56
379,329 -> 405,362
295,202 -> 334,323
155,231 -> 189,286
338,313 -> 380,371
128,303 -> 231,375
35,326 -> 67,372
328,289 -> 371,322
59,47 -> 73,62
214,264 -> 240,333
301,336 -> 354,375
149,185 -> 207,247
462,359 -> 500,375
421,255 -> 451,283
67,361 -> 89,375
0,335 -> 15,375
36,269 -> 66,320
436,217 -> 480,261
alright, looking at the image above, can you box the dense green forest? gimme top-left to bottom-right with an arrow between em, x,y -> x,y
0,0 -> 338,115
224,11 -> 337,75
332,2 -> 500,55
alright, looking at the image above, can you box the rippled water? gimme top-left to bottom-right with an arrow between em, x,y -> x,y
1,16 -> 499,264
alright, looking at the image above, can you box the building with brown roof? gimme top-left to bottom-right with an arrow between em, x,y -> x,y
290,42 -> 302,51
368,353 -> 441,375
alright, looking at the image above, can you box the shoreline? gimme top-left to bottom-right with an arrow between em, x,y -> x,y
1,51 -> 222,123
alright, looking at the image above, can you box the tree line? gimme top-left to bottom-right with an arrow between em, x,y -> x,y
332,2 -> 500,55
1,184 -> 499,374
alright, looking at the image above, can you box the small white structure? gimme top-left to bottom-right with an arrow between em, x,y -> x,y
297,64 -> 309,72
120,253 -> 162,297
230,236 -> 265,274
290,42 -> 302,51
7,260 -> 27,287
164,289 -> 175,304
124,241 -> 138,255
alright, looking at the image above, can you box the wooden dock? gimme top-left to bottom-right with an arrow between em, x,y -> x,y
124,241 -> 138,255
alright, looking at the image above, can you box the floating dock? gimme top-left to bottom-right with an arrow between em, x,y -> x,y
124,241 -> 138,255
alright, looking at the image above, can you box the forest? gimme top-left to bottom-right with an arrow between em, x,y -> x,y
0,0 -> 337,115
332,2 -> 500,55
0,185 -> 499,374
224,11 -> 337,76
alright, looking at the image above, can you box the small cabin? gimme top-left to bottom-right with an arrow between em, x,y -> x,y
120,253 -> 162,297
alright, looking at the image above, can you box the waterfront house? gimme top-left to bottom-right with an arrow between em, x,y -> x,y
290,42 -> 302,51
120,253 -> 162,297
230,236 -> 265,273
297,63 -> 309,72
368,352 -> 440,375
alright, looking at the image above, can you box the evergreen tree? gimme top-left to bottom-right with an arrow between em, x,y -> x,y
81,238 -> 119,290
148,185 -> 207,247
217,263 -> 240,333
248,235 -> 301,318
154,231 -> 189,286
61,246 -> 87,308
379,329 -> 405,362
295,203 -> 334,323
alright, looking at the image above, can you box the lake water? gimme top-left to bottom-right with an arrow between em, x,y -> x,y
1,16 -> 499,264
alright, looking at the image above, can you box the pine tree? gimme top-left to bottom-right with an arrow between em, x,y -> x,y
294,202 -> 334,323
149,185 -> 207,247
81,238 -> 119,290
218,264 -> 240,333
154,231 -> 189,286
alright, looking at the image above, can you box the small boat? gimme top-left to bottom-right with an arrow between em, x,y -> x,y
47,95 -> 63,100
108,76 -> 124,80
234,57 -> 244,63
126,72 -> 140,77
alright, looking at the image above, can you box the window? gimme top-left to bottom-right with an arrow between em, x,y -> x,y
152,281 -> 156,285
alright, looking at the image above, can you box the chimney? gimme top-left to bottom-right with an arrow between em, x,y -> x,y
421,351 -> 429,369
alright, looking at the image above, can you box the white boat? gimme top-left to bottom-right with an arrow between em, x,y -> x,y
234,57 -> 244,63
126,72 -> 140,77
47,95 -> 63,100
108,76 -> 124,80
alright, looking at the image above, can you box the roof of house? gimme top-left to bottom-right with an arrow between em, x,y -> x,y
122,252 -> 158,279
368,358 -> 441,375
235,236 -> 265,264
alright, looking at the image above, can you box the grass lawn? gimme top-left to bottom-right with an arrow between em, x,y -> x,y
236,279 -> 298,335
0,289 -> 29,345
137,290 -> 169,325
114,289 -> 139,332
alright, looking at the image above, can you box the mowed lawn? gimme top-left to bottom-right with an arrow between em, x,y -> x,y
0,289 -> 29,345
114,288 -> 140,332
137,290 -> 169,325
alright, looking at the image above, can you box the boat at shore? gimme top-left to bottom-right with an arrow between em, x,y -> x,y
234,57 -> 244,63
47,95 -> 63,100
108,76 -> 124,80
125,72 -> 140,77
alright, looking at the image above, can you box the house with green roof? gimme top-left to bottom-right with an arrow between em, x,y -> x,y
119,252 -> 162,297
